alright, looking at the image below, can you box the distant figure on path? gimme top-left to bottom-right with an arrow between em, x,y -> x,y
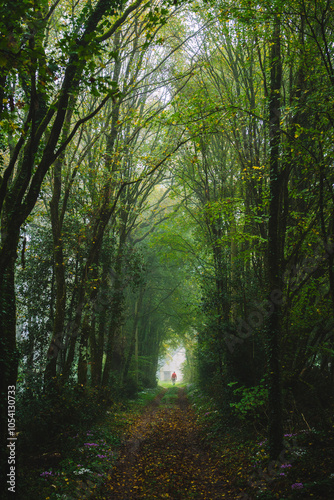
171,371 -> 177,385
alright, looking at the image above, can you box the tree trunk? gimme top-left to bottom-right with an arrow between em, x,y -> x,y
123,296 -> 143,382
44,181 -> 67,384
0,256 -> 19,499
102,222 -> 127,386
44,96 -> 75,386
91,310 -> 103,386
91,255 -> 110,386
102,285 -> 124,386
78,317 -> 89,386
267,14 -> 284,460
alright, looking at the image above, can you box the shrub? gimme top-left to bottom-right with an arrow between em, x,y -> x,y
228,380 -> 268,422
17,381 -> 114,454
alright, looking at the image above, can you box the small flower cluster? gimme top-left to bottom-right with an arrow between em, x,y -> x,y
40,471 -> 53,477
291,482 -> 303,489
249,430 -> 311,495
39,425 -> 118,497
292,449 -> 306,459
40,470 -> 61,481
73,467 -> 92,475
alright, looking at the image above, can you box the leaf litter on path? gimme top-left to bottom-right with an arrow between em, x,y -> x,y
93,387 -> 249,499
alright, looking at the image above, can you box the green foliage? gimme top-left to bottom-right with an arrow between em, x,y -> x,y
17,382 -> 114,453
160,385 -> 178,405
3,3 -> 334,497
17,394 -> 139,500
229,381 -> 268,422
122,375 -> 142,398
187,385 -> 231,443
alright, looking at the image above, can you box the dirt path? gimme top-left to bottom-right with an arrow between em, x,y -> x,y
93,387 -> 248,499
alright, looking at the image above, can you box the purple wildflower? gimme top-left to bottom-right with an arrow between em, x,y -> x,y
281,464 -> 292,468
40,471 -> 52,477
291,482 -> 303,489
84,443 -> 98,446
97,454 -> 107,458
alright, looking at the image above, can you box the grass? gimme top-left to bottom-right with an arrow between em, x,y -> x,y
158,381 -> 186,388
160,385 -> 179,406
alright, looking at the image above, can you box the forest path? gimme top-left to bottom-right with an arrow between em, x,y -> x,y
93,386 -> 247,499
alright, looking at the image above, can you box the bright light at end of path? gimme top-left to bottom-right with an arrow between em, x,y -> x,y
158,348 -> 186,382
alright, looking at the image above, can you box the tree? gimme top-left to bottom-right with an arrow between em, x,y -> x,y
0,0 -> 183,493
266,10 -> 284,460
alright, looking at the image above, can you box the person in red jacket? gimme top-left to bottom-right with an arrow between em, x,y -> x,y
171,372 -> 177,385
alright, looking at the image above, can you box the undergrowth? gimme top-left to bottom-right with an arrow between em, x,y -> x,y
17,385 -> 162,500
16,382 -> 334,499
186,384 -> 334,499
